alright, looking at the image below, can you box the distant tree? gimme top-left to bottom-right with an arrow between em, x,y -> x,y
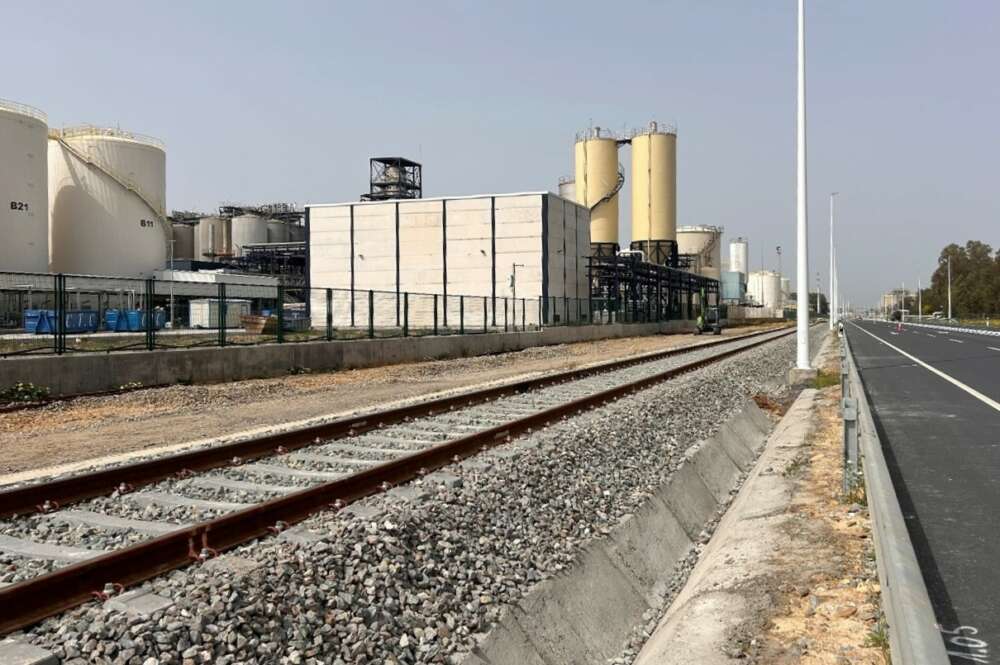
920,241 -> 1000,317
788,292 -> 828,314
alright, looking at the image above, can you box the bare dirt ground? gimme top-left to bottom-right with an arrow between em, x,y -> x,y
0,327 -> 777,477
753,343 -> 887,664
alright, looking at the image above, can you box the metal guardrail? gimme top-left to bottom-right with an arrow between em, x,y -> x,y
0,98 -> 47,123
842,331 -> 950,664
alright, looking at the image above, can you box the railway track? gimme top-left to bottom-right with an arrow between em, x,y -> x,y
0,325 -> 793,635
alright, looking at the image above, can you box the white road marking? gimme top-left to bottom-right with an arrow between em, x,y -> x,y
989,347 -> 1000,352
949,339 -> 963,344
851,323 -> 1000,413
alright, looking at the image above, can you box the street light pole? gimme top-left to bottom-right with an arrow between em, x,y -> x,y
794,0 -> 811,370
829,192 -> 837,330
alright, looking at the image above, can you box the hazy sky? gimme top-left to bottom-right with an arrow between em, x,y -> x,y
6,1 -> 998,306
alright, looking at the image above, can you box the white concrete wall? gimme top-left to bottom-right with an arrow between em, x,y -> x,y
308,193 -> 590,329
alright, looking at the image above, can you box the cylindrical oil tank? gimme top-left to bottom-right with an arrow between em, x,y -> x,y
0,99 -> 49,272
266,219 -> 289,243
748,270 -> 782,310
677,225 -> 723,280
780,277 -> 791,301
194,215 -> 229,258
573,128 -> 620,245
630,122 -> 677,246
170,223 -> 195,260
49,125 -> 167,276
729,237 -> 748,277
557,178 -> 575,201
231,214 -> 268,256
288,222 -> 305,242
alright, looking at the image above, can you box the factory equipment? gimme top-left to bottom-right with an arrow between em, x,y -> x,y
360,157 -> 422,201
630,121 -> 678,266
574,127 -> 623,249
729,238 -> 748,277
748,270 -> 782,310
288,222 -> 305,242
230,214 -> 268,257
677,225 -> 723,280
0,99 -> 49,273
170,223 -> 195,261
49,125 -> 168,276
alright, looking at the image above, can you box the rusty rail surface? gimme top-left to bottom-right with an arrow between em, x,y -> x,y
0,326 -> 788,518
0,327 -> 793,634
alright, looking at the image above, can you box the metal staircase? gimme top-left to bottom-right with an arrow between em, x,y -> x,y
591,163 -> 625,211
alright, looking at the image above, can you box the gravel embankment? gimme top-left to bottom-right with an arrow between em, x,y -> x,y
12,327 -> 820,664
0,327 -> 779,478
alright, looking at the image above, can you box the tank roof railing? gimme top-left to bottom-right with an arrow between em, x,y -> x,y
56,124 -> 166,151
0,98 -> 47,123
574,126 -> 623,142
624,120 -> 678,138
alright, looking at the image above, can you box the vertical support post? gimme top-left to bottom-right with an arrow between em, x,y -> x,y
217,283 -> 226,348
504,297 -> 509,332
54,274 -> 64,355
368,290 -> 374,339
587,262 -> 594,325
842,397 -> 858,493
145,278 -> 154,351
433,294 -> 439,336
403,292 -> 409,337
325,288 -> 333,341
459,296 -> 465,335
564,296 -> 568,325
276,284 -> 285,343
483,296 -> 487,333
522,298 -> 526,331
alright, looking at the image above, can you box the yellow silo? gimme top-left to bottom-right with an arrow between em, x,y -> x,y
574,128 -> 621,245
630,122 -> 677,254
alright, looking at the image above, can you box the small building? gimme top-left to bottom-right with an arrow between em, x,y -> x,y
305,192 -> 590,327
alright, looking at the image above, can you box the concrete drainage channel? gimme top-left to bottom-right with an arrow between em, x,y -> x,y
459,399 -> 773,664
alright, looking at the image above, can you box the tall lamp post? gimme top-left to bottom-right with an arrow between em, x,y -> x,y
947,256 -> 952,320
828,192 -> 838,330
794,0 -> 811,372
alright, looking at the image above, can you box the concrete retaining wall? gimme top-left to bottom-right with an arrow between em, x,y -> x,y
0,321 -> 693,397
459,399 -> 772,665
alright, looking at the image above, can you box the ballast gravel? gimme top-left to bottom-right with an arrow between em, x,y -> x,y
10,328 -> 819,664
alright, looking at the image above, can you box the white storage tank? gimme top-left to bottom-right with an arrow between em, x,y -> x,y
170,223 -> 195,260
266,219 -> 289,243
729,237 -> 748,277
288,222 -> 305,242
231,214 -> 267,256
677,225 -> 723,280
630,122 -> 677,248
557,178 -> 575,201
780,277 -> 791,306
49,125 -> 167,276
748,270 -> 783,310
0,99 -> 49,273
194,215 -> 229,259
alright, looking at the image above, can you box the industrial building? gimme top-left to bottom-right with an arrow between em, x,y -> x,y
307,192 -> 590,327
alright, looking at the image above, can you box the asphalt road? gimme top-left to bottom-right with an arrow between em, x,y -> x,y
847,320 -> 1000,663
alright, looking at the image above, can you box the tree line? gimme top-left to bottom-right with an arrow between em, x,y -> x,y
918,241 -> 1000,318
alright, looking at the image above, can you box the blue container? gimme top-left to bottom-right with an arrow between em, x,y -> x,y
23,309 -> 52,334
64,310 -> 99,333
125,310 -> 143,331
105,309 -> 123,331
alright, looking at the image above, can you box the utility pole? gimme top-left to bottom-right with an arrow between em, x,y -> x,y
794,0 -> 811,372
829,192 -> 838,330
947,256 -> 952,320
918,278 -> 922,321
816,271 -> 820,316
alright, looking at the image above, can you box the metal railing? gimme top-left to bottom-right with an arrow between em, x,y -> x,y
0,270 -> 681,359
842,330 -> 949,664
54,125 -> 166,151
0,98 -> 48,123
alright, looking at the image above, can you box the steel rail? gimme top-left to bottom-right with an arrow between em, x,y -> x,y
0,326 -> 789,518
0,327 -> 793,635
